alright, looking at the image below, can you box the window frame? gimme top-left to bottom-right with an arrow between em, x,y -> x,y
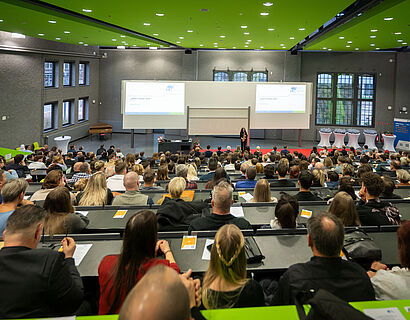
315,72 -> 376,128
63,62 -> 74,87
78,97 -> 89,122
43,102 -> 57,132
44,61 -> 57,88
62,100 -> 74,127
213,70 -> 268,82
78,62 -> 89,86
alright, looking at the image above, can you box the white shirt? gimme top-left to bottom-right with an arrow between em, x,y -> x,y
28,162 -> 47,170
106,174 -> 125,191
371,267 -> 410,300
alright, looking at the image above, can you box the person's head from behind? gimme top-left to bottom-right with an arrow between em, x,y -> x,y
274,194 -> 299,228
240,162 -> 249,175
245,166 -> 256,181
255,162 -> 264,174
123,172 -> 139,191
143,170 -> 156,186
44,186 -> 74,214
187,164 -> 197,180
264,164 -> 275,178
307,212 -> 344,257
119,265 -> 190,320
211,181 -> 233,214
1,178 -> 28,204
342,163 -> 354,177
327,170 -> 339,182
208,158 -> 218,171
175,164 -> 188,179
298,170 -> 313,190
3,205 -> 46,248
289,165 -> 300,179
79,162 -> 91,174
329,191 -> 360,227
212,167 -> 227,183
357,163 -> 373,179
115,161 -> 128,175
157,165 -> 169,180
381,175 -> 396,195
13,154 -> 24,165
0,169 -> 7,190
390,160 -> 401,171
253,179 -> 271,202
311,168 -> 325,187
168,177 -> 186,199
396,169 -> 410,184
43,170 -> 64,189
360,172 -> 384,200
397,221 -> 410,269
276,162 -> 288,178
202,224 -> 247,309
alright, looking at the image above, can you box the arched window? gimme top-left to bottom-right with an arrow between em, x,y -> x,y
233,72 -> 248,82
213,72 -> 229,81
252,72 -> 267,82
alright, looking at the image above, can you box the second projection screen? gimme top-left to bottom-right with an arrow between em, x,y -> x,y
255,84 -> 306,113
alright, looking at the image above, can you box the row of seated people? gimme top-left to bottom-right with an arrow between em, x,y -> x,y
0,204 -> 409,318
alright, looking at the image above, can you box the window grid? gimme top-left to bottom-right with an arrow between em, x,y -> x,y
79,62 -> 88,85
44,62 -> 55,88
62,101 -> 72,126
252,72 -> 268,82
232,72 -> 248,82
315,72 -> 375,127
213,72 -> 229,81
213,70 -> 268,82
78,98 -> 88,122
43,103 -> 54,131
63,63 -> 72,86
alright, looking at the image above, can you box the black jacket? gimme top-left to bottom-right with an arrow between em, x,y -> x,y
295,191 -> 323,201
188,213 -> 252,232
0,246 -> 83,318
156,198 -> 208,231
356,199 -> 401,226
270,179 -> 296,188
5,163 -> 30,178
271,256 -> 375,306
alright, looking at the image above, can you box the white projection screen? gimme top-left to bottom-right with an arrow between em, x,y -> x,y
122,81 -> 312,131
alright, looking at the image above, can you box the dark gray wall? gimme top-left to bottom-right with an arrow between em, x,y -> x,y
0,31 -> 100,149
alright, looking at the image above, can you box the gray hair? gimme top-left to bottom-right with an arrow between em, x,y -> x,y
1,178 -> 28,203
79,162 -> 90,173
240,162 -> 249,174
307,212 -> 344,257
175,164 -> 188,178
212,181 -> 233,213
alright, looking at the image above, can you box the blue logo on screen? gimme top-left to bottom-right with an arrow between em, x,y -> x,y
166,85 -> 174,92
290,87 -> 297,92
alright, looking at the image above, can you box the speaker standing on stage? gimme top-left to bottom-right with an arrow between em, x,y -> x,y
240,127 -> 248,152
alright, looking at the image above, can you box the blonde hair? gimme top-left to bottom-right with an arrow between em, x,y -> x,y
396,169 -> 410,183
132,164 -> 144,175
73,178 -> 88,192
94,160 -> 105,172
312,169 -> 325,187
323,157 -> 334,168
255,163 -> 264,174
187,164 -> 198,181
329,191 -> 360,226
125,153 -> 136,168
252,179 -> 272,202
202,225 -> 247,309
168,177 -> 186,199
78,172 -> 107,206
278,158 -> 289,167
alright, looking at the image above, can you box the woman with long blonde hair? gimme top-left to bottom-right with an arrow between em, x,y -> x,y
187,163 -> 199,181
312,168 -> 325,187
78,172 -> 113,206
202,224 -> 264,309
329,191 -> 360,226
252,179 -> 276,203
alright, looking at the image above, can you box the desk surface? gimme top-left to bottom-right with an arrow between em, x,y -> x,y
52,231 -> 398,277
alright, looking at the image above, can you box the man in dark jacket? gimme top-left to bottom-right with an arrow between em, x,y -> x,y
270,163 -> 295,188
295,170 -> 323,201
5,154 -> 29,178
188,181 -> 251,232
0,205 -> 83,318
356,172 -> 401,226
271,213 -> 375,305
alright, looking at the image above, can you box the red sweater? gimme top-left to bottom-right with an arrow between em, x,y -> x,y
98,255 -> 180,314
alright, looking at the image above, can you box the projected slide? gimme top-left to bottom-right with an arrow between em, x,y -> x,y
125,82 -> 185,115
256,84 -> 306,113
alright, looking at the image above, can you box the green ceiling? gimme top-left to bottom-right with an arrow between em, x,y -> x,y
306,0 -> 409,51
0,0 -> 407,51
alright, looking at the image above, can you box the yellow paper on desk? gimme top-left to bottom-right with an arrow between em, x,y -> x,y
238,191 -> 246,196
113,210 -> 128,219
301,209 -> 312,219
181,235 -> 197,250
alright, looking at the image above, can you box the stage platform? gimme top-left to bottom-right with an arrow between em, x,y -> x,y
71,133 -> 317,156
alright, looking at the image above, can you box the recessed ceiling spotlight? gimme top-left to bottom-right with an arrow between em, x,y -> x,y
263,2 -> 273,6
376,47 -> 380,50
244,32 -> 250,35
176,41 -> 181,43
384,17 -> 393,20
147,43 -> 151,45
247,39 -> 252,42
220,35 -> 226,38
199,44 -> 203,46
260,46 -> 264,48
289,37 -> 294,39
328,48 -> 332,51
355,48 -> 359,50
233,46 -> 236,49
339,36 -> 344,39
187,30 -> 193,33
48,20 -> 56,23
214,45 -> 218,47
280,43 -> 284,46
397,39 -> 403,42
403,42 -> 408,45
394,32 -> 402,35
144,23 -> 151,26
122,41 -> 126,44
241,25 -> 247,28
156,13 -> 164,16
153,33 -> 159,36
55,37 -> 61,40
346,45 -> 350,47
260,12 -> 269,16
117,46 -> 125,49
0,19 -> 3,22
268,28 -> 275,31
370,35 -> 376,38
112,39 -> 117,41
298,27 -> 305,31
133,44 -> 137,47
370,43 -> 375,46
84,44 -> 88,46
120,35 -> 126,38
214,42 -> 218,45
370,29 -> 378,32
38,33 -> 44,36
347,41 -> 352,43
82,9 -> 92,13
11,33 -> 25,39
64,31 -> 70,34
322,47 -> 327,50
179,36 -> 184,39
79,41 -> 84,44
244,45 -> 248,47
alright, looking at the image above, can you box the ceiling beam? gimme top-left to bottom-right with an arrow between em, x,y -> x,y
290,0 -> 384,53
6,0 -> 183,48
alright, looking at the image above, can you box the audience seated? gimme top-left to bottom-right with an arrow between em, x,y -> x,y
205,167 -> 228,190
189,181 -> 251,232
380,175 -> 402,199
0,178 -> 31,233
112,172 -> 152,206
77,172 -> 113,206
396,169 -> 410,186
262,164 -> 275,181
4,154 -> 29,178
295,171 -> 323,201
166,164 -> 197,191
329,191 -> 360,227
199,158 -> 219,181
0,169 -> 6,203
368,221 -> 410,300
270,194 -> 299,229
140,169 -> 164,191
0,205 -> 83,318
44,187 -> 89,236
326,170 -> 339,189
106,161 -> 127,191
202,224 -> 265,309
270,163 -> 295,187
252,179 -> 276,203
235,166 -> 257,189
356,172 -> 401,226
271,212 -> 375,305
98,210 -> 180,314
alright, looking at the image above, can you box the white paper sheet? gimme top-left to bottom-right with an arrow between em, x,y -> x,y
240,193 -> 254,202
202,239 -> 215,260
73,244 -> 93,266
76,211 -> 89,217
24,195 -> 30,200
230,206 -> 244,217
363,307 -> 406,320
